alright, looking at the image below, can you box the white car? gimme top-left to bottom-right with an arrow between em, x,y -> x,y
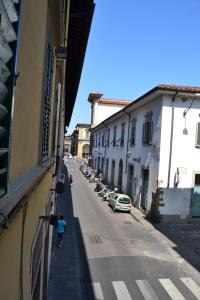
109,193 -> 132,213
68,154 -> 73,159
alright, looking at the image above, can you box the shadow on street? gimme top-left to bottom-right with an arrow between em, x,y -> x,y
48,165 -> 96,300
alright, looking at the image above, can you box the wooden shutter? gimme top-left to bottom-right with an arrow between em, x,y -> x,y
0,0 -> 20,197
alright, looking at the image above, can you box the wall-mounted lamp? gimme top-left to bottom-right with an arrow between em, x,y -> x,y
55,47 -> 67,59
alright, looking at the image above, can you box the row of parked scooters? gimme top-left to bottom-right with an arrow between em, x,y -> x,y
79,161 -> 118,202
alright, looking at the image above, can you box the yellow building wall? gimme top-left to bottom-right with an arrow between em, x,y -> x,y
10,0 -> 49,181
0,170 -> 52,300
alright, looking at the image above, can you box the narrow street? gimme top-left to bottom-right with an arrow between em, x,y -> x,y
49,158 -> 200,300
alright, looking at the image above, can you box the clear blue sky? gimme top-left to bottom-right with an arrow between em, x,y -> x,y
68,0 -> 200,133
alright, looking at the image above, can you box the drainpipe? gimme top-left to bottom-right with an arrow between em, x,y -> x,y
167,92 -> 177,188
123,110 -> 131,173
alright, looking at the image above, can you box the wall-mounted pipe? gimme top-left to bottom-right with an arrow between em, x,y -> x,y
167,92 -> 177,188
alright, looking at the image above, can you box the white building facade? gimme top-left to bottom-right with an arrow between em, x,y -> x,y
88,92 -> 131,128
91,84 -> 200,223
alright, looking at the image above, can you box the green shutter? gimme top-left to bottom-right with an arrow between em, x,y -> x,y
0,0 -> 20,197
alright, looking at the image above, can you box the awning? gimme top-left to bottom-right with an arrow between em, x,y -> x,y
65,0 -> 95,126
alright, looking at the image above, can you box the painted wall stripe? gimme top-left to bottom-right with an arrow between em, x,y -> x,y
159,278 -> 186,300
112,281 -> 132,300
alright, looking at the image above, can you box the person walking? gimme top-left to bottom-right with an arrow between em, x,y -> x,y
56,215 -> 67,248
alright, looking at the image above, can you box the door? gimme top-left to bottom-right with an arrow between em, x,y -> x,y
101,158 -> 105,173
105,159 -> 109,183
111,160 -> 115,188
118,160 -> 123,192
141,168 -> 149,210
191,174 -> 200,217
126,165 -> 134,198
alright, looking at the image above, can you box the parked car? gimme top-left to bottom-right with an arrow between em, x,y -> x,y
109,193 -> 132,213
68,154 -> 73,159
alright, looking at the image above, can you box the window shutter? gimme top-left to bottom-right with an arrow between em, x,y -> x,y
41,40 -> 53,161
0,0 -> 21,197
196,122 -> 200,147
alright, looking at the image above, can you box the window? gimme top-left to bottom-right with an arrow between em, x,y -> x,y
120,123 -> 125,147
51,84 -> 60,155
98,133 -> 101,147
195,122 -> 200,148
142,112 -> 153,145
130,119 -> 136,146
113,126 -> 117,147
195,174 -> 200,185
41,39 -> 54,161
0,1 -> 21,197
102,131 -> 105,147
85,129 -> 90,139
92,134 -> 95,147
107,128 -> 110,147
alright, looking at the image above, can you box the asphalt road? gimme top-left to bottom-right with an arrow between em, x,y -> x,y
66,159 -> 200,300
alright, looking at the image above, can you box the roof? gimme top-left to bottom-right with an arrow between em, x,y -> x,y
91,83 -> 200,132
88,92 -> 131,106
76,123 -> 91,127
157,84 -> 200,93
65,0 -> 95,126
98,98 -> 131,106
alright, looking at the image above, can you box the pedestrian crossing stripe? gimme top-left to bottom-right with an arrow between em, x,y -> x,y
92,282 -> 104,300
136,279 -> 160,300
91,277 -> 200,300
159,278 -> 186,300
112,281 -> 132,300
181,277 -> 200,300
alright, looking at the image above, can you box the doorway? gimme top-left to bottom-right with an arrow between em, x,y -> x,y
105,159 -> 109,183
141,168 -> 149,210
191,173 -> 200,217
127,164 -> 134,198
101,157 -> 105,173
118,160 -> 123,192
111,160 -> 115,188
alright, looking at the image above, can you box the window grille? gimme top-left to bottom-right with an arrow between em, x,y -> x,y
41,40 -> 53,161
195,122 -> 200,148
0,0 -> 21,197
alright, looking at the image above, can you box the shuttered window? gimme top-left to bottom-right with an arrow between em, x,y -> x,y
130,119 -> 136,146
107,128 -> 110,147
142,112 -> 153,146
113,126 -> 117,147
101,131 -> 105,147
41,40 -> 53,161
120,122 -> 125,147
0,0 -> 21,197
196,122 -> 200,148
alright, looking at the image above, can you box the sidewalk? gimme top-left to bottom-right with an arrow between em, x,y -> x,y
131,206 -> 200,280
47,167 -> 81,300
